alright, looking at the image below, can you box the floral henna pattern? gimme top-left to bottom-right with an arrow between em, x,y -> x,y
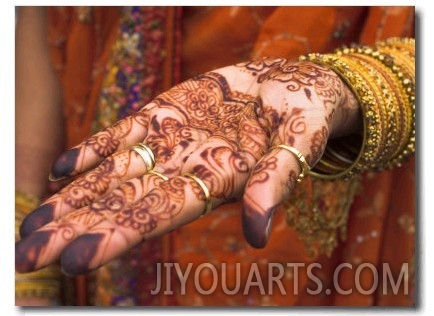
90,189 -> 131,215
39,175 -> 165,247
18,173 -> 171,272
17,59 -> 359,274
115,205 -> 158,236
60,153 -> 129,209
237,58 -> 343,110
63,160 -> 114,208
275,107 -> 307,146
154,74 -> 224,131
306,126 -> 330,166
57,209 -> 107,240
34,150 -> 139,230
147,72 -> 266,174
191,145 -> 251,200
238,58 -> 350,171
84,128 -> 121,158
286,108 -> 306,133
236,57 -> 285,74
86,111 -> 150,157
147,116 -> 203,169
258,62 -> 343,109
155,73 -> 259,136
51,111 -> 150,179
256,104 -> 280,137
147,178 -> 185,219
113,178 -> 186,236
184,79 -> 222,120
247,156 -> 279,187
31,62 -> 281,242
238,105 -> 268,161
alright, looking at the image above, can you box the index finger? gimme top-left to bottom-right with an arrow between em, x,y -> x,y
50,107 -> 152,180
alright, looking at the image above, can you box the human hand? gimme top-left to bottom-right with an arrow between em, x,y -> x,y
16,58 -> 360,275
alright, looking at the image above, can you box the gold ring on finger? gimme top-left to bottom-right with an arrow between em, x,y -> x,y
130,143 -> 156,172
183,173 -> 212,217
269,144 -> 310,183
148,170 -> 169,181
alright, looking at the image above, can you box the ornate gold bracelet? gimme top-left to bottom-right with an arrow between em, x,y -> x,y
300,53 -> 382,179
299,37 -> 415,180
340,52 -> 401,165
346,41 -> 415,169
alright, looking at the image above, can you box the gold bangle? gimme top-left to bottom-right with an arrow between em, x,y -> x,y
337,54 -> 389,165
377,37 -> 415,59
341,53 -> 400,165
341,42 -> 415,169
375,40 -> 415,168
300,38 -> 415,179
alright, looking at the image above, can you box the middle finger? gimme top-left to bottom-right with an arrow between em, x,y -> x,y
19,146 -> 161,238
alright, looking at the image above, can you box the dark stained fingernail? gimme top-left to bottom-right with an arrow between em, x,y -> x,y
242,201 -> 275,249
60,233 -> 104,276
15,230 -> 54,273
51,148 -> 80,179
19,204 -> 55,239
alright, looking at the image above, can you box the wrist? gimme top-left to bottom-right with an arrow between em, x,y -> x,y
329,79 -> 362,139
299,37 -> 415,179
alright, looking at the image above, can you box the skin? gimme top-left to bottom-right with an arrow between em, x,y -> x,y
15,7 -> 64,306
15,7 -> 64,197
15,57 -> 361,276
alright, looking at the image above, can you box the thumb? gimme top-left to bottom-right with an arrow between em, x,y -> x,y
242,144 -> 310,248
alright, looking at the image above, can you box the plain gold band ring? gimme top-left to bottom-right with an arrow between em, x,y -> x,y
184,173 -> 212,217
138,143 -> 155,164
148,170 -> 169,181
130,144 -> 156,172
269,144 -> 310,183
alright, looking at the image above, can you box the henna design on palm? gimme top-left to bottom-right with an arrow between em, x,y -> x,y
16,58 -> 359,274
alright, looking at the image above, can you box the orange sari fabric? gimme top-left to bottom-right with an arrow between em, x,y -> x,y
177,6 -> 415,306
47,6 -> 415,306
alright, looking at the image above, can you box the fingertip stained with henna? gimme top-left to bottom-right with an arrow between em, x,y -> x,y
51,148 -> 80,179
19,204 -> 55,238
15,230 -> 55,273
60,233 -> 104,276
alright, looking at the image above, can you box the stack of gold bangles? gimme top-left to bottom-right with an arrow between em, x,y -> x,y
298,37 -> 415,180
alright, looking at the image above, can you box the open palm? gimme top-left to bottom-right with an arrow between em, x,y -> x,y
16,57 -> 359,275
